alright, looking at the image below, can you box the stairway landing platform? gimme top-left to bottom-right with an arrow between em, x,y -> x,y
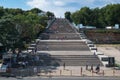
36,51 -> 93,55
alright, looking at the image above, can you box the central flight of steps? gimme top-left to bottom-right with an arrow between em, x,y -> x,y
36,18 -> 103,66
36,54 -> 103,66
37,40 -> 90,51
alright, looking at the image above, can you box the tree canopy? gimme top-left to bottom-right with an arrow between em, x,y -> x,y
64,11 -> 72,22
0,7 -> 54,50
70,4 -> 120,28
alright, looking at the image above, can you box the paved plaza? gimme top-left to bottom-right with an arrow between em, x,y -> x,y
97,45 -> 120,64
1,76 -> 120,80
36,66 -> 120,77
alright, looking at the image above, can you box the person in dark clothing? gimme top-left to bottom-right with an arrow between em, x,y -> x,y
96,64 -> 100,73
91,64 -> 93,72
86,64 -> 88,70
63,62 -> 65,70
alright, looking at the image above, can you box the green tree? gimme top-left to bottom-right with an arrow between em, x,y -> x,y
30,8 -> 42,14
71,4 -> 120,28
46,11 -> 54,19
0,15 -> 19,50
65,11 -> 72,22
71,11 -> 81,25
71,7 -> 92,25
80,7 -> 92,25
4,8 -> 23,15
0,6 -> 4,18
0,7 -> 54,50
104,4 -> 120,26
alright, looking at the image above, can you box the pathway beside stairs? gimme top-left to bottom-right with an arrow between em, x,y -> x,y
38,66 -> 120,77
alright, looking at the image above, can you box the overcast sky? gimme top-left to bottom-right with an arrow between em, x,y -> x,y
0,0 -> 120,17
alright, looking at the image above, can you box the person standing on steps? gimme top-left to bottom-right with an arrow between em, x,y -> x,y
63,62 -> 65,70
91,64 -> 93,72
86,64 -> 88,70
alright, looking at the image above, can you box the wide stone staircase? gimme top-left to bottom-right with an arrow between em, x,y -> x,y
36,54 -> 103,66
37,41 -> 90,51
39,33 -> 81,40
35,18 -> 103,67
